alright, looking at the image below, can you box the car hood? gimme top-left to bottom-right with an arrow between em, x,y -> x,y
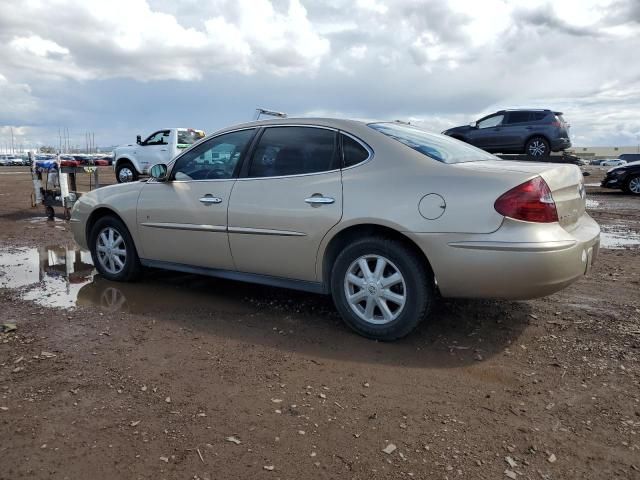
78,180 -> 146,207
443,125 -> 472,135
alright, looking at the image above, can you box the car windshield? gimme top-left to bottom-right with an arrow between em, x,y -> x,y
177,129 -> 206,145
368,122 -> 497,164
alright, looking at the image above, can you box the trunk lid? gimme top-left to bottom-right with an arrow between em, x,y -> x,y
455,160 -> 586,228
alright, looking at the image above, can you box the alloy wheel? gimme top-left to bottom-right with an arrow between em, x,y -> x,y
344,254 -> 407,325
96,227 -> 127,275
629,177 -> 640,194
528,140 -> 547,157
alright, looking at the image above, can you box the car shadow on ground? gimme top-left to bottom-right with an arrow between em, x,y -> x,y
77,269 -> 532,369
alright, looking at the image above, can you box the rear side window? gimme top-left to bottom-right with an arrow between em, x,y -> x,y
369,122 -> 496,164
531,112 -> 547,121
249,127 -> 337,178
342,134 -> 370,167
505,112 -> 531,124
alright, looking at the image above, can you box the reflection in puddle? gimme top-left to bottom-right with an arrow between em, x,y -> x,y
0,246 -> 94,308
0,246 -> 259,314
600,225 -> 640,249
585,199 -> 600,209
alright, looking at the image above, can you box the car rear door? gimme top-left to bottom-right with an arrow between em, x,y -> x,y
501,111 -> 532,149
136,128 -> 257,270
228,126 -> 343,282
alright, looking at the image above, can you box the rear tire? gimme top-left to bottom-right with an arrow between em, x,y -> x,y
625,175 -> 640,196
89,215 -> 141,282
525,136 -> 550,158
116,161 -> 138,183
330,237 -> 434,341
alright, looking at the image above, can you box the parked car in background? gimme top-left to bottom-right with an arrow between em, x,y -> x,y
600,159 -> 627,167
0,155 -> 9,166
71,118 -> 599,341
601,160 -> 640,195
619,154 -> 640,163
113,128 -> 205,183
442,109 -> 571,158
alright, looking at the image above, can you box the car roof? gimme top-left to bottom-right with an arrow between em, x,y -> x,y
213,117 -> 370,135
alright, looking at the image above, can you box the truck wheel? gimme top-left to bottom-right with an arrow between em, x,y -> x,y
116,162 -> 138,183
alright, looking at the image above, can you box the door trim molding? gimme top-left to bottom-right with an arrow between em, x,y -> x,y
228,226 -> 306,237
139,258 -> 327,294
140,222 -> 226,233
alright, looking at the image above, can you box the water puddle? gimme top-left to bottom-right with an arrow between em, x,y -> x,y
0,246 -> 257,314
600,225 -> 640,249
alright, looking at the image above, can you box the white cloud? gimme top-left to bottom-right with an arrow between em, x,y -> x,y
0,0 -> 639,146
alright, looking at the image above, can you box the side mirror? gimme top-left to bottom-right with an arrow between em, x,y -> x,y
136,135 -> 142,145
149,163 -> 168,181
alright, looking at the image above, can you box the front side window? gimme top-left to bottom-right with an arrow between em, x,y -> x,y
342,134 -> 370,167
477,115 -> 504,129
369,122 -> 497,164
172,129 -> 255,181
145,131 -> 170,145
248,127 -> 337,178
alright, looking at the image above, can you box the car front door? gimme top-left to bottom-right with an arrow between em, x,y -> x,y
136,130 -> 171,173
228,126 -> 343,282
466,114 -> 505,149
135,128 -> 257,270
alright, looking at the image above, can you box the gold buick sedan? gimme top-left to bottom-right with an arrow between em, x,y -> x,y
71,118 -> 600,340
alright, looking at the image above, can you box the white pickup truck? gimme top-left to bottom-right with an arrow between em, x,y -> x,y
113,128 -> 205,183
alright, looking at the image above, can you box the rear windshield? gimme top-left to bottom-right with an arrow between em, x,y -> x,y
368,122 -> 497,164
177,129 -> 206,146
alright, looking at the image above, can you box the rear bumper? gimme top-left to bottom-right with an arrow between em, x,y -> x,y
408,215 -> 600,299
551,137 -> 571,152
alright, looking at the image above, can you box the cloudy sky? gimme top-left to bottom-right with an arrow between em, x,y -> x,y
1,0 -> 639,151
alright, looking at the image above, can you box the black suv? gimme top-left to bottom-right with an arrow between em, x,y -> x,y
442,109 -> 571,158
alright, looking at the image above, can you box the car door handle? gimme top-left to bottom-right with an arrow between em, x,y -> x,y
199,196 -> 222,205
160,149 -> 168,151
305,196 -> 335,205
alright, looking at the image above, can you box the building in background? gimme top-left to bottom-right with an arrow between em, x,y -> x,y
569,146 -> 640,158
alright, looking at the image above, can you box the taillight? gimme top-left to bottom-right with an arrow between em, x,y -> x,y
551,120 -> 562,128
494,176 -> 558,223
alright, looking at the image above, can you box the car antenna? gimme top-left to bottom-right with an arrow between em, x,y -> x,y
254,108 -> 288,121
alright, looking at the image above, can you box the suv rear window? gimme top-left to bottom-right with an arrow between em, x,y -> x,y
505,112 -> 530,124
369,123 -> 496,164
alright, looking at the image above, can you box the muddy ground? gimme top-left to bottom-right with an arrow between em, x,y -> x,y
0,165 -> 639,480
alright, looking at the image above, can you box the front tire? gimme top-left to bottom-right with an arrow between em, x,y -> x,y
525,136 -> 550,158
116,162 -> 138,183
330,237 -> 434,341
89,215 -> 141,282
625,175 -> 640,196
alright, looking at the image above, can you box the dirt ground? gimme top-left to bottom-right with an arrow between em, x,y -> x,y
0,165 -> 639,480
